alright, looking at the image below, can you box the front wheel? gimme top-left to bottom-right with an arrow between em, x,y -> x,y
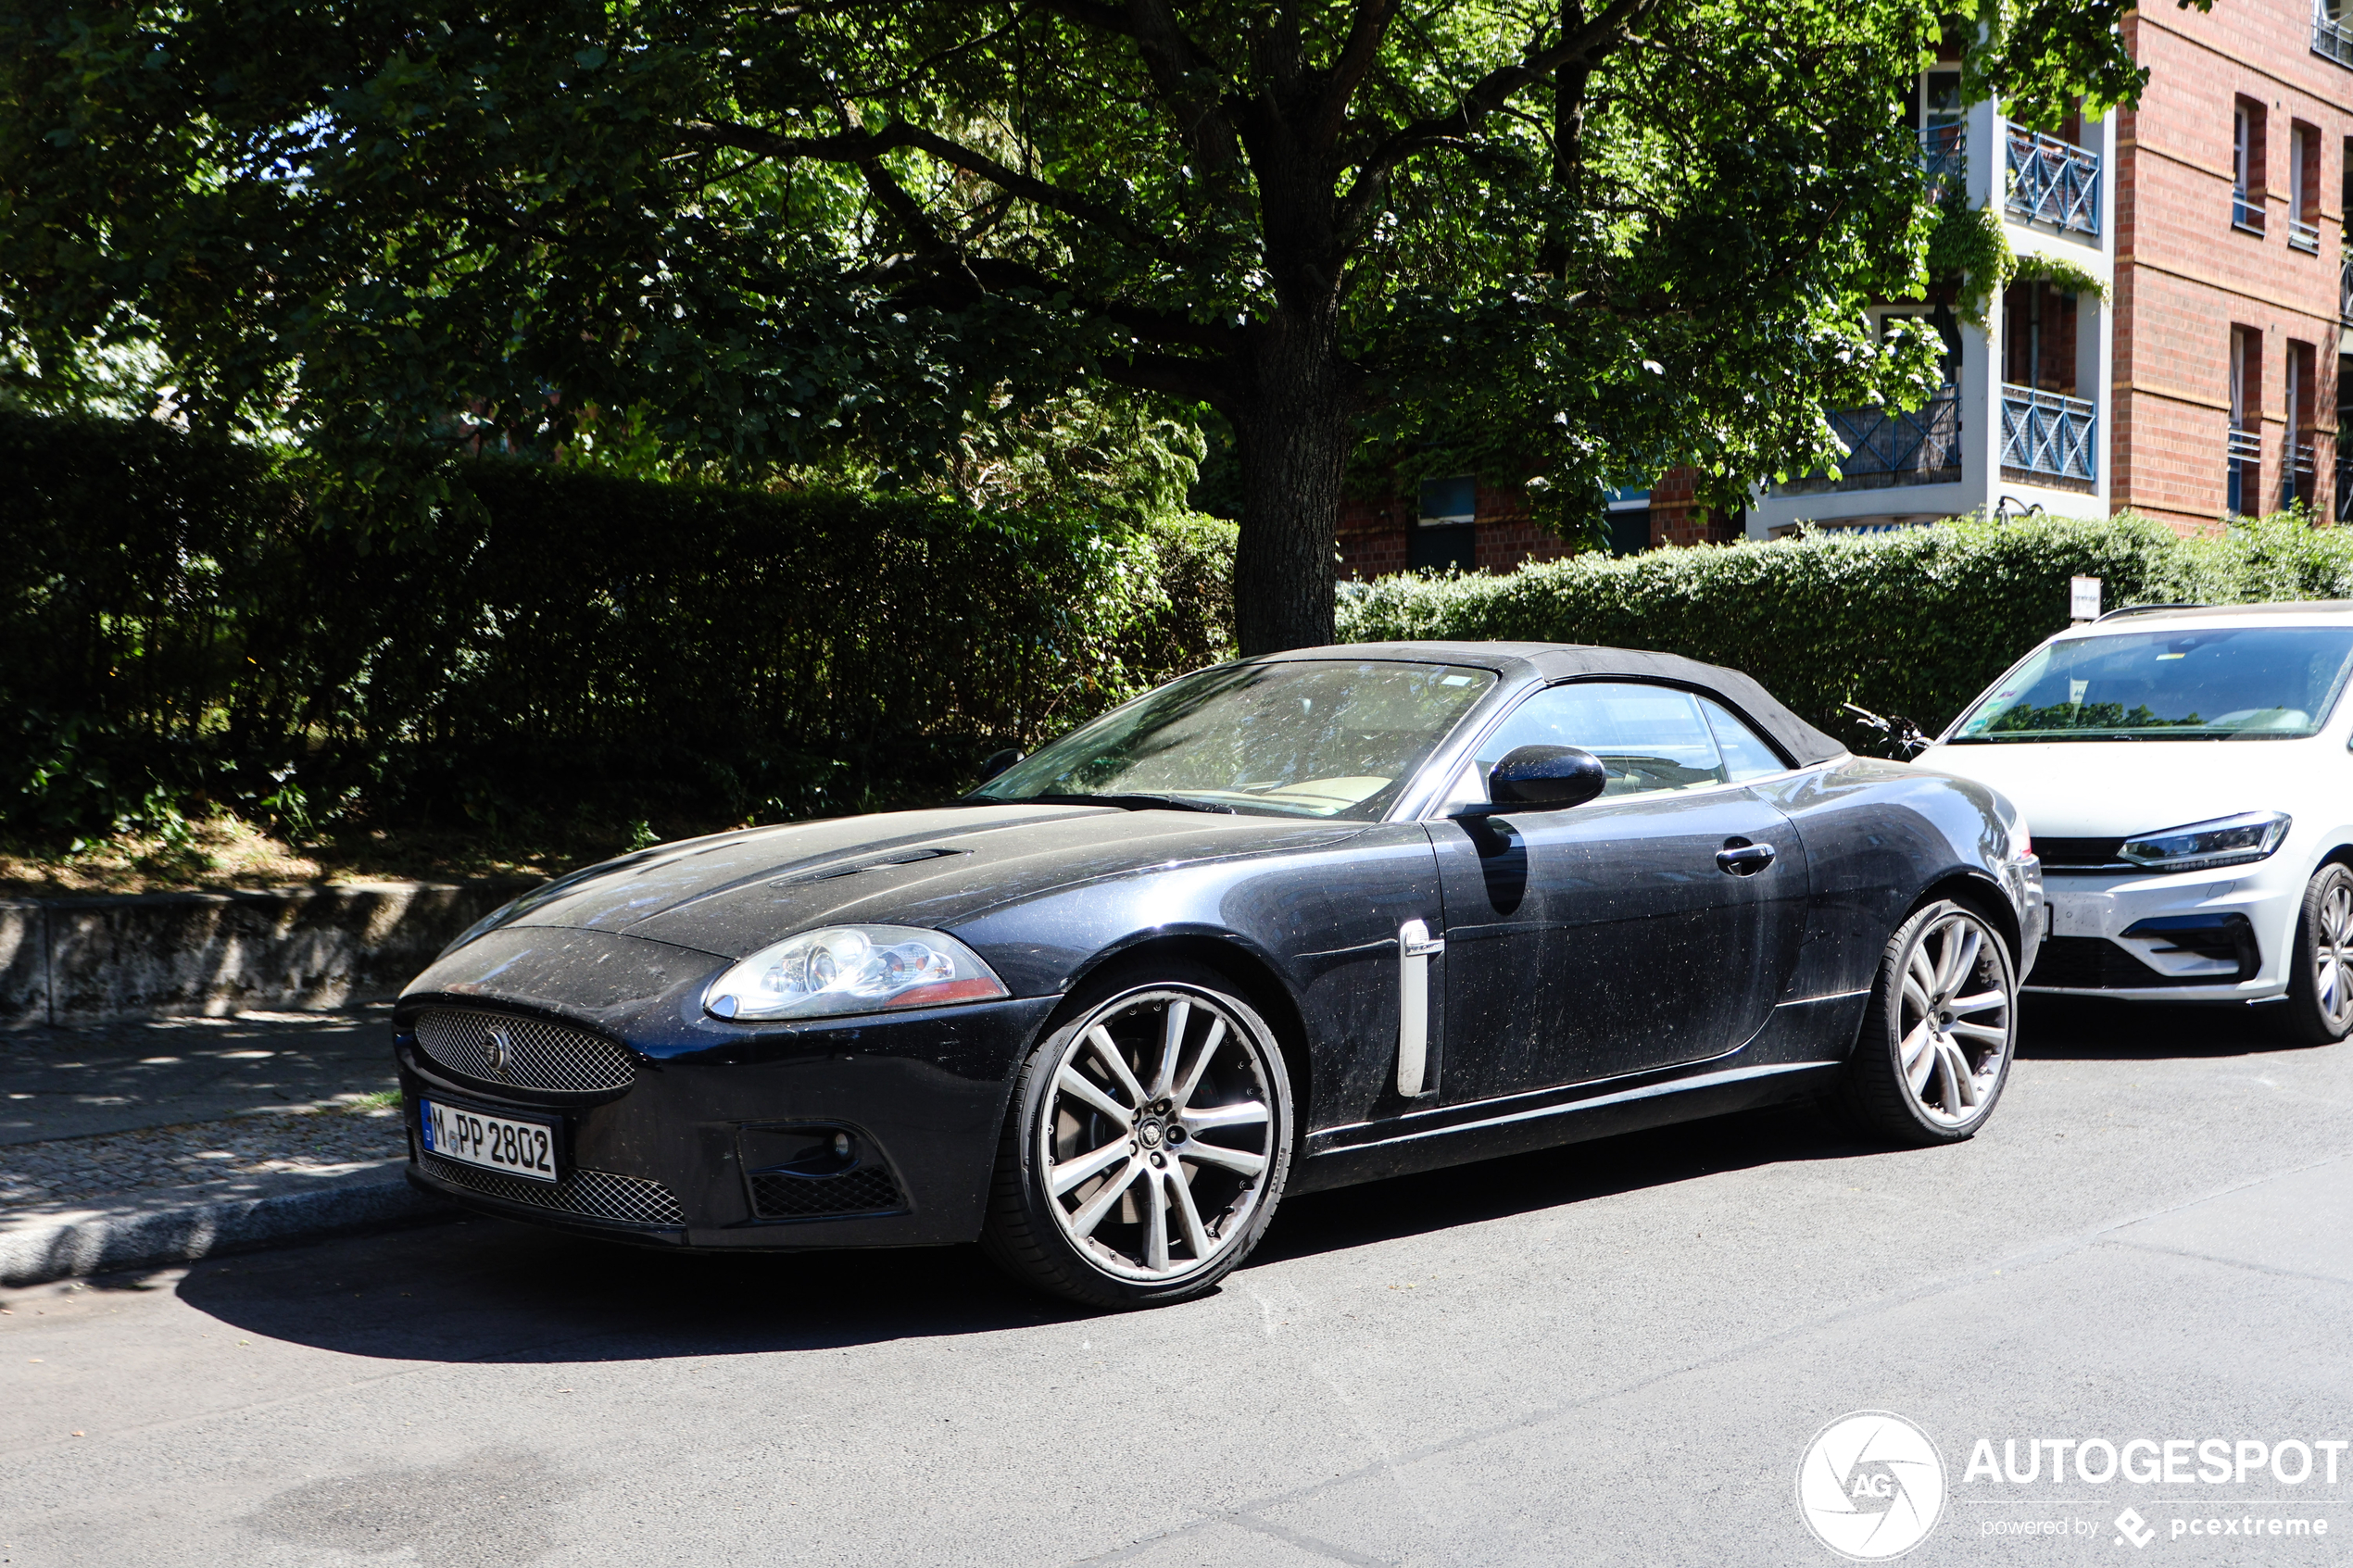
2277,861 -> 2353,1044
1832,898 -> 2018,1146
980,962 -> 1293,1309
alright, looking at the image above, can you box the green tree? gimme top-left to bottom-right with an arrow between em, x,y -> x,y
2,0 -> 2168,652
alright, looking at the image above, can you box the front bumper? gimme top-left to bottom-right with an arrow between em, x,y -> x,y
2028,863 -> 2295,1001
396,991 -> 1061,1249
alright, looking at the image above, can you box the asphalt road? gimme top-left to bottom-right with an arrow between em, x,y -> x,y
4,997 -> 2349,1568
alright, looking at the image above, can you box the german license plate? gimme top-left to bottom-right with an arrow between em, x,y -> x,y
420,1098 -> 560,1184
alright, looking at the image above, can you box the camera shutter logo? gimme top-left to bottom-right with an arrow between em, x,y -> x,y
1796,1411 -> 1947,1561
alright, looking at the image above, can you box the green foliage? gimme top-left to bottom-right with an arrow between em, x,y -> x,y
0,412 -> 1233,846
0,0 -> 2158,648
1336,514 -> 2353,756
1924,187 -> 2015,329
2011,251 -> 2111,304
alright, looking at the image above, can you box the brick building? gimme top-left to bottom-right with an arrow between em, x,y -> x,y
1753,0 -> 2352,538
1340,1 -> 2353,583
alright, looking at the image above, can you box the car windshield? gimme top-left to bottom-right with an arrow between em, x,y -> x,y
1949,625 -> 2353,743
971,659 -> 1498,819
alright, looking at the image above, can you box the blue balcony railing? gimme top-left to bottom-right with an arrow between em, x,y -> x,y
1919,124 -> 1966,197
2006,125 -> 2100,236
2001,385 -> 2097,481
1767,389 -> 1965,496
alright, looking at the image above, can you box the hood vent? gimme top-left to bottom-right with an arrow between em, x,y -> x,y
771,846 -> 970,885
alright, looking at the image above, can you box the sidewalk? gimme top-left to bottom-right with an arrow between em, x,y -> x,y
1,1007 -> 451,1285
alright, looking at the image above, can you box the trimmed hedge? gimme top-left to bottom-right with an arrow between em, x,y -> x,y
1337,512 -> 2353,756
2,413 -> 1235,843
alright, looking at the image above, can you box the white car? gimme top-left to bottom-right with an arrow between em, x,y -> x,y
1919,601 -> 2353,1042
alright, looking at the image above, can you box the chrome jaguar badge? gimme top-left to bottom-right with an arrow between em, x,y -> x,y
484,1025 -> 513,1077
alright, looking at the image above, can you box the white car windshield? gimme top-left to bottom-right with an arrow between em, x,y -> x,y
972,659 -> 1498,818
1950,625 -> 2353,743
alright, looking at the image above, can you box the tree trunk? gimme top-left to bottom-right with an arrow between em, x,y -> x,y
1231,310 -> 1350,657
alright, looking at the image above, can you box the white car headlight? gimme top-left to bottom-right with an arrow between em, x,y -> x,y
2118,811 -> 2292,873
704,925 -> 1008,1022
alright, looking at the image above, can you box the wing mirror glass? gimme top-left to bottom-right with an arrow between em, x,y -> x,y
978,747 -> 1025,782
1455,745 -> 1608,817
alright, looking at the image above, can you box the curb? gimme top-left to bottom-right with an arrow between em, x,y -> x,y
0,1173 -> 459,1287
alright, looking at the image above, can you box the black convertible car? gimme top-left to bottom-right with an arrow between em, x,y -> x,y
397,643 -> 2045,1307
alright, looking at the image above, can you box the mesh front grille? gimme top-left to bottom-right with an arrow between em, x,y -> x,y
415,1008 -> 636,1094
2034,836 -> 2126,870
2030,935 -> 2210,989
422,1153 -> 686,1226
749,1165 -> 905,1220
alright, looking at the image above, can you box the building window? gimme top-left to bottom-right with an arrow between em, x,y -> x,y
1604,485 -> 1652,557
1411,474 -> 1478,572
2230,326 -> 2262,516
2291,122 -> 2322,251
2286,340 -> 2318,508
2233,98 -> 2267,232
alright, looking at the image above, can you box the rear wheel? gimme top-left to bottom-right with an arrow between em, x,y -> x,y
980,962 -> 1292,1309
1832,898 -> 2018,1146
2278,862 -> 2353,1044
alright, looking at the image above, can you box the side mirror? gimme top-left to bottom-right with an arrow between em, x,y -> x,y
978,747 -> 1025,782
1456,745 -> 1607,817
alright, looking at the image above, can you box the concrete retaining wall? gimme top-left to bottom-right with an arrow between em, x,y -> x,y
1,881 -> 532,1029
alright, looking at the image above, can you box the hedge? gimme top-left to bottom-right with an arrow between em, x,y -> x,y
2,413 -> 1235,844
1336,511 -> 2353,756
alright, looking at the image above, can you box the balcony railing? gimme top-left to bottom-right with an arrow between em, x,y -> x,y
2286,438 -> 2318,509
2293,219 -> 2322,253
2006,125 -> 2100,236
2001,385 -> 2097,481
2228,426 -> 2261,516
1770,390 -> 1961,495
2317,0 -> 2353,65
1919,124 -> 1966,197
2233,191 -> 2266,232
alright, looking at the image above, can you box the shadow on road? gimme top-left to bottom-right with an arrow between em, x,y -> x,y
2016,992 -> 2302,1060
160,1102 -> 1879,1363
156,995 -> 2302,1362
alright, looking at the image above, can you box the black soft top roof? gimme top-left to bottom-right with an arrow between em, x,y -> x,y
1264,640 -> 1849,769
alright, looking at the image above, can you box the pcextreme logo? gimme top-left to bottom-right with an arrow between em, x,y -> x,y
1798,1411 -> 1949,1562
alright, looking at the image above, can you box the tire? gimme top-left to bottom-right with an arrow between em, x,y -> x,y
2277,861 -> 2353,1045
979,961 -> 1294,1309
1831,897 -> 2019,1147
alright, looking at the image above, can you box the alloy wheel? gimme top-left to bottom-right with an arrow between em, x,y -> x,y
1038,986 -> 1277,1283
2313,878 -> 2353,1035
1895,909 -> 2014,1127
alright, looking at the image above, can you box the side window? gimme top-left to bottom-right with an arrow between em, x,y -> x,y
1474,682 -> 1727,798
1700,696 -> 1789,781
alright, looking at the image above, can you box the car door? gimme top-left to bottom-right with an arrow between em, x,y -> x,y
1428,681 -> 1811,1103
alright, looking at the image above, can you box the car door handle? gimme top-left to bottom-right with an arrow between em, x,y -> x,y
1716,840 -> 1777,876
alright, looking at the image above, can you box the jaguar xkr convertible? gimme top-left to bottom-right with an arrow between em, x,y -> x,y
396,643 -> 2045,1307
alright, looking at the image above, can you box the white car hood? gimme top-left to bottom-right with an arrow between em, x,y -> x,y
1916,739 -> 2309,839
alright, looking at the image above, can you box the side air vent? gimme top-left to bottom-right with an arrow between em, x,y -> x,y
749,1165 -> 907,1220
739,1122 -> 909,1221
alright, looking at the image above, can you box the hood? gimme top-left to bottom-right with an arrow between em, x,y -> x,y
1915,738 -> 2318,839
463,804 -> 1365,960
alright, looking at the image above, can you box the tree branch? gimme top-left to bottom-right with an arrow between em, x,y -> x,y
1307,0 -> 1403,152
682,119 -> 1176,254
1335,0 -> 1664,235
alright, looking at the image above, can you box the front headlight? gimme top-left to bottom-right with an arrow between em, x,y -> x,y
704,925 -> 1009,1021
2118,811 -> 2292,873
